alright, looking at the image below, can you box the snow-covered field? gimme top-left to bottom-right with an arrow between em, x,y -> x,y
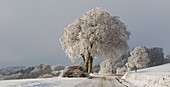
0,77 -> 86,87
0,74 -> 125,87
122,63 -> 170,87
1,64 -> 170,87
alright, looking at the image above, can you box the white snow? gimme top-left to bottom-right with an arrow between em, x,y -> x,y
1,63 -> 170,87
0,77 -> 86,87
122,63 -> 170,87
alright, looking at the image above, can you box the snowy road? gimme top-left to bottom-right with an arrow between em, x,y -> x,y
0,75 -> 126,87
73,76 -> 126,87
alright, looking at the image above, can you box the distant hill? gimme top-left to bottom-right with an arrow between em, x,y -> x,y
0,66 -> 25,75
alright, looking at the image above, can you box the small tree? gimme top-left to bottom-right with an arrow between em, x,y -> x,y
126,47 -> 149,70
60,7 -> 130,74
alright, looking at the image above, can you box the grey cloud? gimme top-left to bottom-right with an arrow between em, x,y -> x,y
0,0 -> 170,68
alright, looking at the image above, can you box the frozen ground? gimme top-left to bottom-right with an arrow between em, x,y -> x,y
122,63 -> 170,87
2,64 -> 169,87
0,77 -> 86,87
0,75 -> 125,87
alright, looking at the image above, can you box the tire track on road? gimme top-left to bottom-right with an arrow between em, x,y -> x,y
73,76 -> 125,87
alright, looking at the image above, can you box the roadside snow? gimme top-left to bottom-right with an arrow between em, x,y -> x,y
0,77 -> 86,87
2,63 -> 170,87
122,63 -> 170,87
0,74 -> 126,87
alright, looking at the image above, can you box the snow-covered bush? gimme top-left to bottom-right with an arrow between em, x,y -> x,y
2,73 -> 23,80
51,71 -> 62,77
51,65 -> 65,71
126,47 -> 149,70
116,66 -> 127,75
29,64 -> 52,78
59,66 -> 88,77
60,7 -> 130,73
99,58 -> 123,74
38,74 -> 53,78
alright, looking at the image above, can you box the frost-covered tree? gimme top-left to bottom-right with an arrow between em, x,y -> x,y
99,58 -> 123,74
126,47 -> 149,70
60,7 -> 130,73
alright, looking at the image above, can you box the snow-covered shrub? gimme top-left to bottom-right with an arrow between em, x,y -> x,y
51,70 -> 62,77
99,58 -> 123,74
29,64 -> 52,78
51,65 -> 65,71
2,73 -> 23,80
38,74 -> 53,78
116,66 -> 127,75
59,66 -> 88,77
13,66 -> 35,75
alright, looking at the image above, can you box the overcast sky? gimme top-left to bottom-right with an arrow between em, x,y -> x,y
0,0 -> 170,68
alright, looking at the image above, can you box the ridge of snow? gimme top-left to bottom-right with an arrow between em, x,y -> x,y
122,63 -> 170,87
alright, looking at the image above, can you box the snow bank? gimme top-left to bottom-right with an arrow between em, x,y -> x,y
122,63 -> 170,87
0,77 -> 86,87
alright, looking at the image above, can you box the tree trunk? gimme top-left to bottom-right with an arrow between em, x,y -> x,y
83,54 -> 93,73
83,43 -> 94,73
88,55 -> 93,74
84,57 -> 89,72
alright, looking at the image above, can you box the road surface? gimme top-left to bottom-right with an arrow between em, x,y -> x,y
73,75 -> 127,87
0,75 -> 127,87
